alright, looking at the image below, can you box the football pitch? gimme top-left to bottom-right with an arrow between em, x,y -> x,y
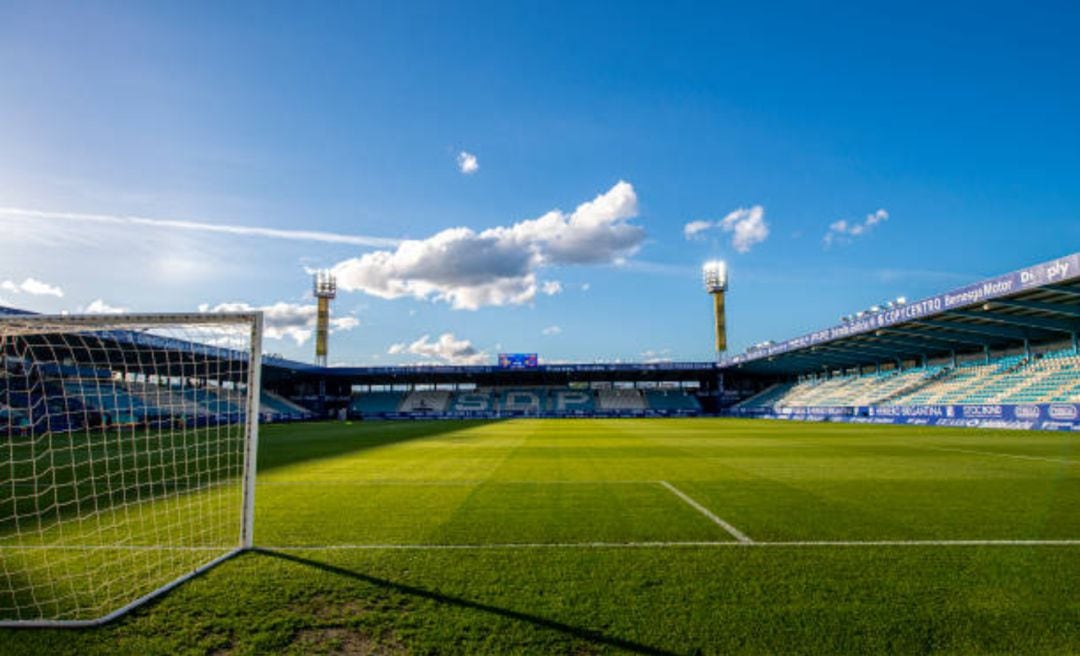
3,418 -> 1078,654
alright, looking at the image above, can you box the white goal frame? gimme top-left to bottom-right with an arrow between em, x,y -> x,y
0,312 -> 263,628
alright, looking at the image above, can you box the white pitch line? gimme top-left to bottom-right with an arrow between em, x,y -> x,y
657,481 -> 753,544
4,540 -> 1079,551
262,539 -> 1080,550
0,545 -> 229,551
258,479 -> 657,486
924,446 -> 1076,465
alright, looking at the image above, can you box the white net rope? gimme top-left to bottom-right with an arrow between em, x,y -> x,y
0,315 -> 255,623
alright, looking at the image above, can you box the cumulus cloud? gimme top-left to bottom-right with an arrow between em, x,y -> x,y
457,151 -> 479,174
824,209 -> 889,247
541,325 -> 562,336
198,301 -> 360,345
1,277 -> 64,297
331,181 -> 644,310
387,333 -> 487,365
683,206 -> 769,253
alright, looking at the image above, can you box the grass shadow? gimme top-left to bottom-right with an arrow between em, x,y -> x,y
257,419 -> 503,474
256,548 -> 679,656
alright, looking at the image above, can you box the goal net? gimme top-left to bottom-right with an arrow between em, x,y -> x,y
0,312 -> 262,626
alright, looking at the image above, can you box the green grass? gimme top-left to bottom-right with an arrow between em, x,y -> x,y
2,418 -> 1078,654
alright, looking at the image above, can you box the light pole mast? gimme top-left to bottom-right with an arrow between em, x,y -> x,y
702,261 -> 729,360
313,271 -> 337,367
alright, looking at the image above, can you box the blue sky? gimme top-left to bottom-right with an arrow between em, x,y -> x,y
1,1 -> 1078,365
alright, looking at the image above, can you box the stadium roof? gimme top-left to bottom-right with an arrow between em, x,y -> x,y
304,361 -> 718,387
719,252 -> 1080,376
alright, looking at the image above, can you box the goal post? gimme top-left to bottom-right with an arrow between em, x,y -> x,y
0,312 -> 262,627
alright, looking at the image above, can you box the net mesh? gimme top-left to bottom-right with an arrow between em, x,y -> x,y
0,315 -> 256,624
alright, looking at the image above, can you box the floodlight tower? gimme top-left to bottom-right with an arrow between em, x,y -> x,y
702,260 -> 729,358
313,271 -> 337,367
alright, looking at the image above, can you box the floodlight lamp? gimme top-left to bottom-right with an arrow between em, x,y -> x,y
702,260 -> 728,293
896,296 -> 907,305
313,270 -> 337,298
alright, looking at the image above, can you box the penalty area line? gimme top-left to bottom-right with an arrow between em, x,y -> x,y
922,446 -> 1075,465
657,481 -> 753,544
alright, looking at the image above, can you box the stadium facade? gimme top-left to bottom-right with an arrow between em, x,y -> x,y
2,252 -> 1078,432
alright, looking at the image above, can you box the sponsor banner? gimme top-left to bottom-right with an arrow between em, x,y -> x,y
870,404 -> 1080,422
722,253 -> 1080,367
725,403 -> 1080,431
730,406 -> 854,418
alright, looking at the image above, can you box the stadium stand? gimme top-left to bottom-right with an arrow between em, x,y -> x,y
260,391 -> 315,421
598,388 -> 647,411
645,389 -> 703,412
64,380 -> 165,425
399,390 -> 451,413
349,386 -> 700,419
129,382 -> 203,413
737,349 -> 1080,409
0,349 -> 264,431
498,388 -> 547,414
549,389 -> 596,415
349,391 -> 404,417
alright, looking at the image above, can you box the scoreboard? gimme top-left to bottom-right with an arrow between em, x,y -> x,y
498,353 -> 539,369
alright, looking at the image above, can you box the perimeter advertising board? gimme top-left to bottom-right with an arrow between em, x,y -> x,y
727,403 -> 1080,431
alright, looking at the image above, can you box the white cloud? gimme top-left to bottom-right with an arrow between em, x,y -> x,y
580,283 -> 591,292
722,206 -> 769,253
0,207 -> 399,248
0,277 -> 65,297
541,325 -> 562,336
641,348 -> 673,363
333,316 -> 361,331
683,206 -> 769,253
540,280 -> 563,296
824,209 -> 889,247
683,220 -> 713,240
457,151 -> 479,174
387,333 -> 487,365
84,299 -> 128,314
331,181 -> 644,310
198,301 -> 360,345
